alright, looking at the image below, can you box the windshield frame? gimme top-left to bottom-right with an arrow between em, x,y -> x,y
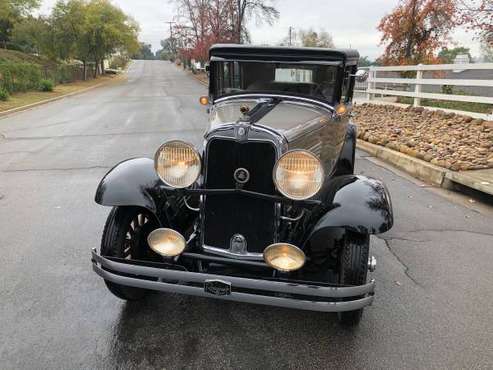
209,59 -> 346,104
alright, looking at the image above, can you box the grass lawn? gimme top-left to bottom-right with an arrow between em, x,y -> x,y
0,74 -> 124,113
0,48 -> 56,66
397,96 -> 493,114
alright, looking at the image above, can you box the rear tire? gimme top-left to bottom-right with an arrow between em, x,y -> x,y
100,206 -> 158,301
337,232 -> 370,327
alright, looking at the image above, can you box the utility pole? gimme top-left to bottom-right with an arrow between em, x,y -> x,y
166,21 -> 176,55
288,27 -> 293,46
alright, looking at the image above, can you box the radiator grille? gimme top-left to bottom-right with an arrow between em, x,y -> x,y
203,139 -> 277,253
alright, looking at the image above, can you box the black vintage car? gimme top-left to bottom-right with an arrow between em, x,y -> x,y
92,45 -> 393,326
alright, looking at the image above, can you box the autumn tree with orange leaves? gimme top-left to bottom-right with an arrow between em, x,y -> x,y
378,0 -> 460,65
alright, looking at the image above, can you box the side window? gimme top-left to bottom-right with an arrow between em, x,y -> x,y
213,62 -> 224,98
222,62 -> 241,92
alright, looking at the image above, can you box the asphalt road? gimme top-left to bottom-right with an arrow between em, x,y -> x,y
1,60 -> 492,370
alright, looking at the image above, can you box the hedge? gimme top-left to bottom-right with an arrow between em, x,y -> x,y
0,61 -> 42,93
0,61 -> 95,94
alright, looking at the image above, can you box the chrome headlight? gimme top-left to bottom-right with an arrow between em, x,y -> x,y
154,140 -> 201,188
147,228 -> 186,257
263,243 -> 306,272
273,150 -> 324,200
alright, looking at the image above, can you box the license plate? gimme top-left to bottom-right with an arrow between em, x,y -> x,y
204,279 -> 232,296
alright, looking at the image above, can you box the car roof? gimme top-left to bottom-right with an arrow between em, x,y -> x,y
209,44 -> 359,65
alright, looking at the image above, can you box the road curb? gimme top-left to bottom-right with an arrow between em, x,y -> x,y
357,140 -> 447,186
0,77 -> 121,119
357,140 -> 493,196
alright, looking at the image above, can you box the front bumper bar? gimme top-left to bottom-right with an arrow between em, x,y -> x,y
91,249 -> 375,313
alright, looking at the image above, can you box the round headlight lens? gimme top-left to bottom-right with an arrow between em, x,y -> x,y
263,243 -> 306,272
147,228 -> 186,257
154,140 -> 201,188
273,150 -> 324,200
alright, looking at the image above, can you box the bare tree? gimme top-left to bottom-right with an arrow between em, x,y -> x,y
171,0 -> 237,61
458,0 -> 492,43
298,28 -> 335,48
234,0 -> 279,43
170,0 -> 279,61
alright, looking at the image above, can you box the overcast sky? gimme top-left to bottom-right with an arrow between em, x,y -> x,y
39,0 -> 481,59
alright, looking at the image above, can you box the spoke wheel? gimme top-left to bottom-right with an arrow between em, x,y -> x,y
100,206 -> 159,301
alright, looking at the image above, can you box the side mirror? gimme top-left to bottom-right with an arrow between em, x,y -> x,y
205,64 -> 210,72
353,69 -> 369,83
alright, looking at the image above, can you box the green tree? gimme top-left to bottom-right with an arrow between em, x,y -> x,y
132,42 -> 154,60
11,16 -> 51,54
358,56 -> 376,67
50,0 -> 92,76
0,0 -> 40,48
47,0 -> 139,78
85,0 -> 139,76
438,46 -> 471,63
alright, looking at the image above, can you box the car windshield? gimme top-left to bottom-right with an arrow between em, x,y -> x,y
212,61 -> 339,102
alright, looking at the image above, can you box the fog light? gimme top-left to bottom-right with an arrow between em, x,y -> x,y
263,243 -> 306,272
147,228 -> 186,257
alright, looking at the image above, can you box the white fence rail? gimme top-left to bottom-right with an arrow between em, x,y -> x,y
354,63 -> 493,119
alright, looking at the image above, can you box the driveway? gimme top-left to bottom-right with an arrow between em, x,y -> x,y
1,60 -> 492,369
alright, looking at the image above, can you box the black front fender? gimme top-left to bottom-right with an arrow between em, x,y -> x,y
332,123 -> 356,177
306,175 -> 393,242
95,158 -> 168,225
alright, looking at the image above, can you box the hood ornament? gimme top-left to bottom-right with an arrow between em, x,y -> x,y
240,105 -> 250,114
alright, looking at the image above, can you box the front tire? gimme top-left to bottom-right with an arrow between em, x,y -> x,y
337,232 -> 370,326
100,206 -> 158,301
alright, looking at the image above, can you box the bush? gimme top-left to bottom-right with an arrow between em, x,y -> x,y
0,88 -> 9,101
39,79 -> 54,92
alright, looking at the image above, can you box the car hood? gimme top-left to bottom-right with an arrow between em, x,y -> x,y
209,97 -> 334,142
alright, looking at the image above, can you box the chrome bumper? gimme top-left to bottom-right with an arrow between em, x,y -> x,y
91,249 -> 375,313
